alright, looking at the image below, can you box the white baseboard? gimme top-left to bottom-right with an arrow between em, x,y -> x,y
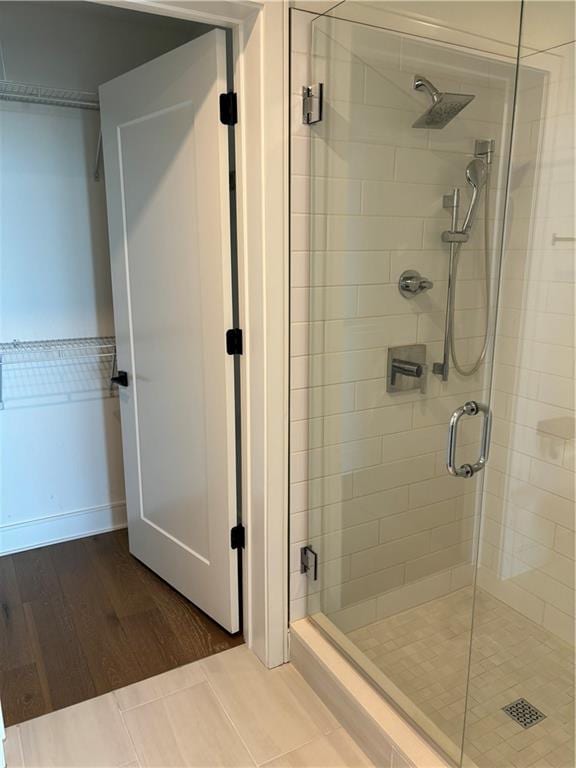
0,501 -> 127,555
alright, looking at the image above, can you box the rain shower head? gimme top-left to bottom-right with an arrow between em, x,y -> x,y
412,75 -> 475,129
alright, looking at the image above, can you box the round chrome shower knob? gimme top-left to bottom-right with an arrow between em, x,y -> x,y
398,270 -> 434,298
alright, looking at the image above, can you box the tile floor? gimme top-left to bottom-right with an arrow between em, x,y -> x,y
3,645 -> 374,768
348,588 -> 574,768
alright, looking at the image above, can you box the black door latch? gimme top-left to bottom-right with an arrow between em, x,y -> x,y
111,370 -> 129,387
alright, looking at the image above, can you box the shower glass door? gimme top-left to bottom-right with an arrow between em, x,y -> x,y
303,7 -> 521,763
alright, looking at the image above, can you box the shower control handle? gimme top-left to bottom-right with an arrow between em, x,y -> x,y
387,344 -> 427,394
390,357 -> 427,394
391,358 -> 423,381
447,400 -> 492,478
399,270 -> 434,298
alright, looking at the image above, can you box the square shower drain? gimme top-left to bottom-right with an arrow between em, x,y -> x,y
502,698 -> 547,729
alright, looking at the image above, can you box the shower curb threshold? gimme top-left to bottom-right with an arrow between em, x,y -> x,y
291,618 -> 469,768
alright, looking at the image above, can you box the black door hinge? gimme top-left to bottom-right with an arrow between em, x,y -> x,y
220,92 -> 238,125
226,328 -> 243,355
231,523 -> 245,550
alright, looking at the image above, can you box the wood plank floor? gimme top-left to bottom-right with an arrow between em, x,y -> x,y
0,530 -> 243,726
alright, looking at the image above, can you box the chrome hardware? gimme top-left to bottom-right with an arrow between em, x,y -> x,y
442,230 -> 469,243
391,359 -> 424,383
475,138 -> 495,165
302,83 -> 323,125
398,270 -> 434,298
443,189 -> 460,210
448,186 -> 460,230
387,344 -> 427,394
447,400 -> 492,478
552,233 -> 576,245
441,186 -> 466,244
413,75 -> 441,101
441,154 -> 488,242
435,143 -> 493,382
412,75 -> 474,129
503,699 -> 546,729
435,187 -> 461,381
432,361 -> 448,378
461,158 -> 487,233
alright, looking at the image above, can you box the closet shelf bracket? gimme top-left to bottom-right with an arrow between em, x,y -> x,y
94,131 -> 103,181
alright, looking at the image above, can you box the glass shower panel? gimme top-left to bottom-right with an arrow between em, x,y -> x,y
304,10 -> 520,764
462,7 -> 576,767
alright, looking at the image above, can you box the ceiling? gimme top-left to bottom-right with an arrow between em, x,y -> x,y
294,0 -> 575,58
0,2 -> 210,92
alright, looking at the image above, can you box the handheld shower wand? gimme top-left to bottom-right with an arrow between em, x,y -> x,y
442,158 -> 488,242
462,158 -> 488,234
435,141 -> 494,380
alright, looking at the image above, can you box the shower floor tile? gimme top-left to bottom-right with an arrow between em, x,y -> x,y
348,588 -> 574,768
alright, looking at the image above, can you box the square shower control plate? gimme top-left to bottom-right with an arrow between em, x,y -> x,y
387,344 -> 427,393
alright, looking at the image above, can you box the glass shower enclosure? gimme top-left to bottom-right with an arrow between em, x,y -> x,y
291,3 -> 575,767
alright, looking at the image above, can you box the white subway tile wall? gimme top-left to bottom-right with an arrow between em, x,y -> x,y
477,42 -> 575,646
289,10 -> 517,627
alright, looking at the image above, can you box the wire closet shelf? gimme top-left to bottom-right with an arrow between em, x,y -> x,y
0,80 -> 100,110
0,337 -> 117,408
0,337 -> 116,366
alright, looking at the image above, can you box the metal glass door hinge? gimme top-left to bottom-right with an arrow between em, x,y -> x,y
302,83 -> 323,125
300,545 -> 318,580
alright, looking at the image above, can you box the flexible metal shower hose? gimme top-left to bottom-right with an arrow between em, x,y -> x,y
449,166 -> 491,376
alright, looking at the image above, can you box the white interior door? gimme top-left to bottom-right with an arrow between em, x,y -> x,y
100,29 -> 239,633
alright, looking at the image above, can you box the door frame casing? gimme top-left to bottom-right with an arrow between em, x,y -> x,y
95,0 -> 290,667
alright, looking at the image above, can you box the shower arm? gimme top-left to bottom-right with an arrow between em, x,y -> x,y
413,76 -> 441,104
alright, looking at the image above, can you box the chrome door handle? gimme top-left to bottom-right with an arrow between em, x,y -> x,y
447,400 -> 492,478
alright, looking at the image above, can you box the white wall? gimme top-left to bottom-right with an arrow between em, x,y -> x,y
0,97 -> 127,553
478,40 -> 575,645
0,3 -> 209,554
289,9 -> 517,629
